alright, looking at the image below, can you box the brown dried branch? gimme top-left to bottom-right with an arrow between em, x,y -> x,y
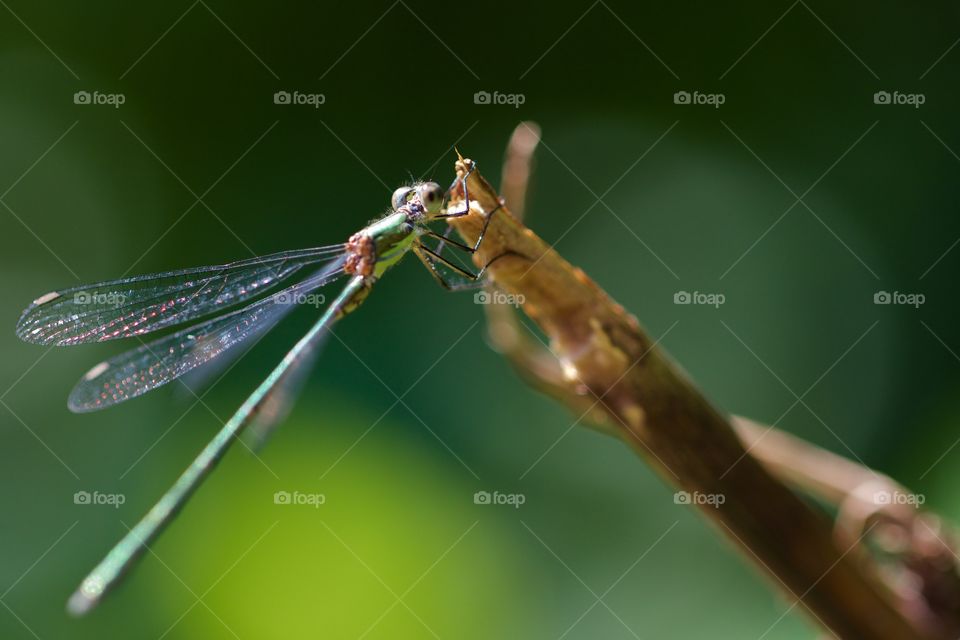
444,132 -> 954,639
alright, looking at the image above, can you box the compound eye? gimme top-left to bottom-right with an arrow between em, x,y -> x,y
417,182 -> 444,214
391,187 -> 413,211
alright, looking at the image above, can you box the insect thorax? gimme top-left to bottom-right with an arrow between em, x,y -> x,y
344,231 -> 376,278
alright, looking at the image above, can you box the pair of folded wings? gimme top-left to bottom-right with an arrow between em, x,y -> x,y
16,246 -> 348,413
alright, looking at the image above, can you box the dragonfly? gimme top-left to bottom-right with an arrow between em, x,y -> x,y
14,164 -> 503,615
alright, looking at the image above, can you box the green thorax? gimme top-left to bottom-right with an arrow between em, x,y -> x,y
366,211 -> 417,277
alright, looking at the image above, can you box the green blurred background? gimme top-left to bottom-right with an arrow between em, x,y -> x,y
2,2 -> 960,638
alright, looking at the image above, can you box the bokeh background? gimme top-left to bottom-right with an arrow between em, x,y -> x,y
2,2 -> 959,638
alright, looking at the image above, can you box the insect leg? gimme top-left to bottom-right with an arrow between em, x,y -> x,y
413,244 -> 483,292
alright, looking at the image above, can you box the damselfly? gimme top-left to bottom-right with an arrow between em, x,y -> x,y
15,163 -> 502,615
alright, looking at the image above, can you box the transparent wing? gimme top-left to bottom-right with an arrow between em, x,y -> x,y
67,275 -> 366,616
68,258 -> 346,412
242,324 -> 332,450
16,245 -> 345,346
